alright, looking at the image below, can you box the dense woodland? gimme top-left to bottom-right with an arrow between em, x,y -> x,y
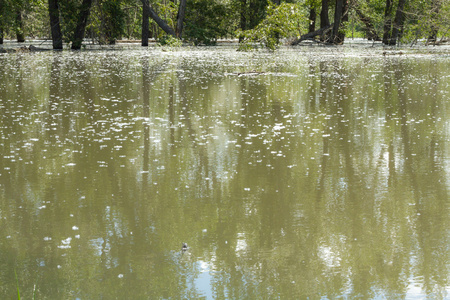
0,0 -> 449,50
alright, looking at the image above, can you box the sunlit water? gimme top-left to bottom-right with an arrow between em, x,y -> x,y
0,45 -> 449,299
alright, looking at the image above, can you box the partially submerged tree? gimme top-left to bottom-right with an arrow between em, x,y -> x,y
141,0 -> 150,46
0,0 -> 4,44
48,0 -> 63,49
15,9 -> 25,42
330,0 -> 348,44
71,0 -> 94,49
139,0 -> 186,45
139,0 -> 175,37
176,0 -> 187,38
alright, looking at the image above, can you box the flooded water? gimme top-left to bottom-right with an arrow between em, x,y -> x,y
0,46 -> 449,299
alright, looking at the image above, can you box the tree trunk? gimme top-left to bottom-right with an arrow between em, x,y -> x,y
291,23 -> 333,45
175,0 -> 186,38
337,0 -> 348,42
382,0 -> 394,45
331,0 -> 344,43
139,0 -> 176,37
71,0 -> 93,49
48,0 -> 63,49
427,0 -> 441,44
0,0 -> 3,44
239,0 -> 247,41
16,11 -> 25,42
391,0 -> 406,45
309,8 -> 316,33
320,0 -> 330,28
141,0 -> 149,46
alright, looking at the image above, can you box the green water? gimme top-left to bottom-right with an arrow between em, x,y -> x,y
0,47 -> 449,299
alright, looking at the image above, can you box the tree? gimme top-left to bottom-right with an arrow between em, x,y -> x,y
381,0 -> 406,45
102,0 -> 126,44
382,0 -> 393,43
354,4 -> 380,40
320,0 -> 330,29
390,0 -> 406,44
71,0 -> 94,49
15,10 -> 25,42
48,0 -> 63,49
237,2 -> 302,50
330,0 -> 348,44
142,0 -> 149,46
427,0 -> 441,43
0,0 -> 4,44
183,0 -> 232,45
308,7 -> 317,33
139,0 -> 176,36
175,0 -> 187,38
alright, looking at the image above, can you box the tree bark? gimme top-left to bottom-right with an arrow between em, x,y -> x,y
337,0 -> 348,42
139,0 -> 176,37
71,0 -> 93,49
391,0 -> 406,45
141,0 -> 149,46
320,0 -> 330,28
0,0 -> 4,44
48,0 -> 63,49
382,0 -> 394,45
239,0 -> 247,42
16,11 -> 25,42
331,0 -> 344,43
427,0 -> 441,44
291,23 -> 334,45
309,8 -> 316,33
175,0 -> 187,38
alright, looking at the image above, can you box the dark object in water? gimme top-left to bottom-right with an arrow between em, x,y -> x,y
182,243 -> 189,251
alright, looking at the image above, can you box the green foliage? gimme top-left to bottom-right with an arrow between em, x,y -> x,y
103,0 -> 125,43
154,0 -> 178,31
59,0 -> 81,43
157,34 -> 182,47
0,0 -> 449,46
87,0 -> 126,44
184,0 -> 233,45
399,0 -> 450,44
237,2 -> 304,51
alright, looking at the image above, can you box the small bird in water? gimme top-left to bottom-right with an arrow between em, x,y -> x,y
182,243 -> 189,252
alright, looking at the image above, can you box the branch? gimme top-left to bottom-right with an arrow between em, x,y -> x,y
140,0 -> 176,37
290,24 -> 333,45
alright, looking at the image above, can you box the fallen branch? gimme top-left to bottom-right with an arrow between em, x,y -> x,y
291,24 -> 334,45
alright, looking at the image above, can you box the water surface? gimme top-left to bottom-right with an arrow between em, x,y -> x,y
0,46 -> 449,299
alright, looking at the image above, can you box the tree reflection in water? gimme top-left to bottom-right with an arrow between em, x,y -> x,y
0,48 -> 448,299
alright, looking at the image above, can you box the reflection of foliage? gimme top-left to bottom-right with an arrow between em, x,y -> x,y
237,2 -> 304,51
0,52 -> 449,298
184,0 -> 233,45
